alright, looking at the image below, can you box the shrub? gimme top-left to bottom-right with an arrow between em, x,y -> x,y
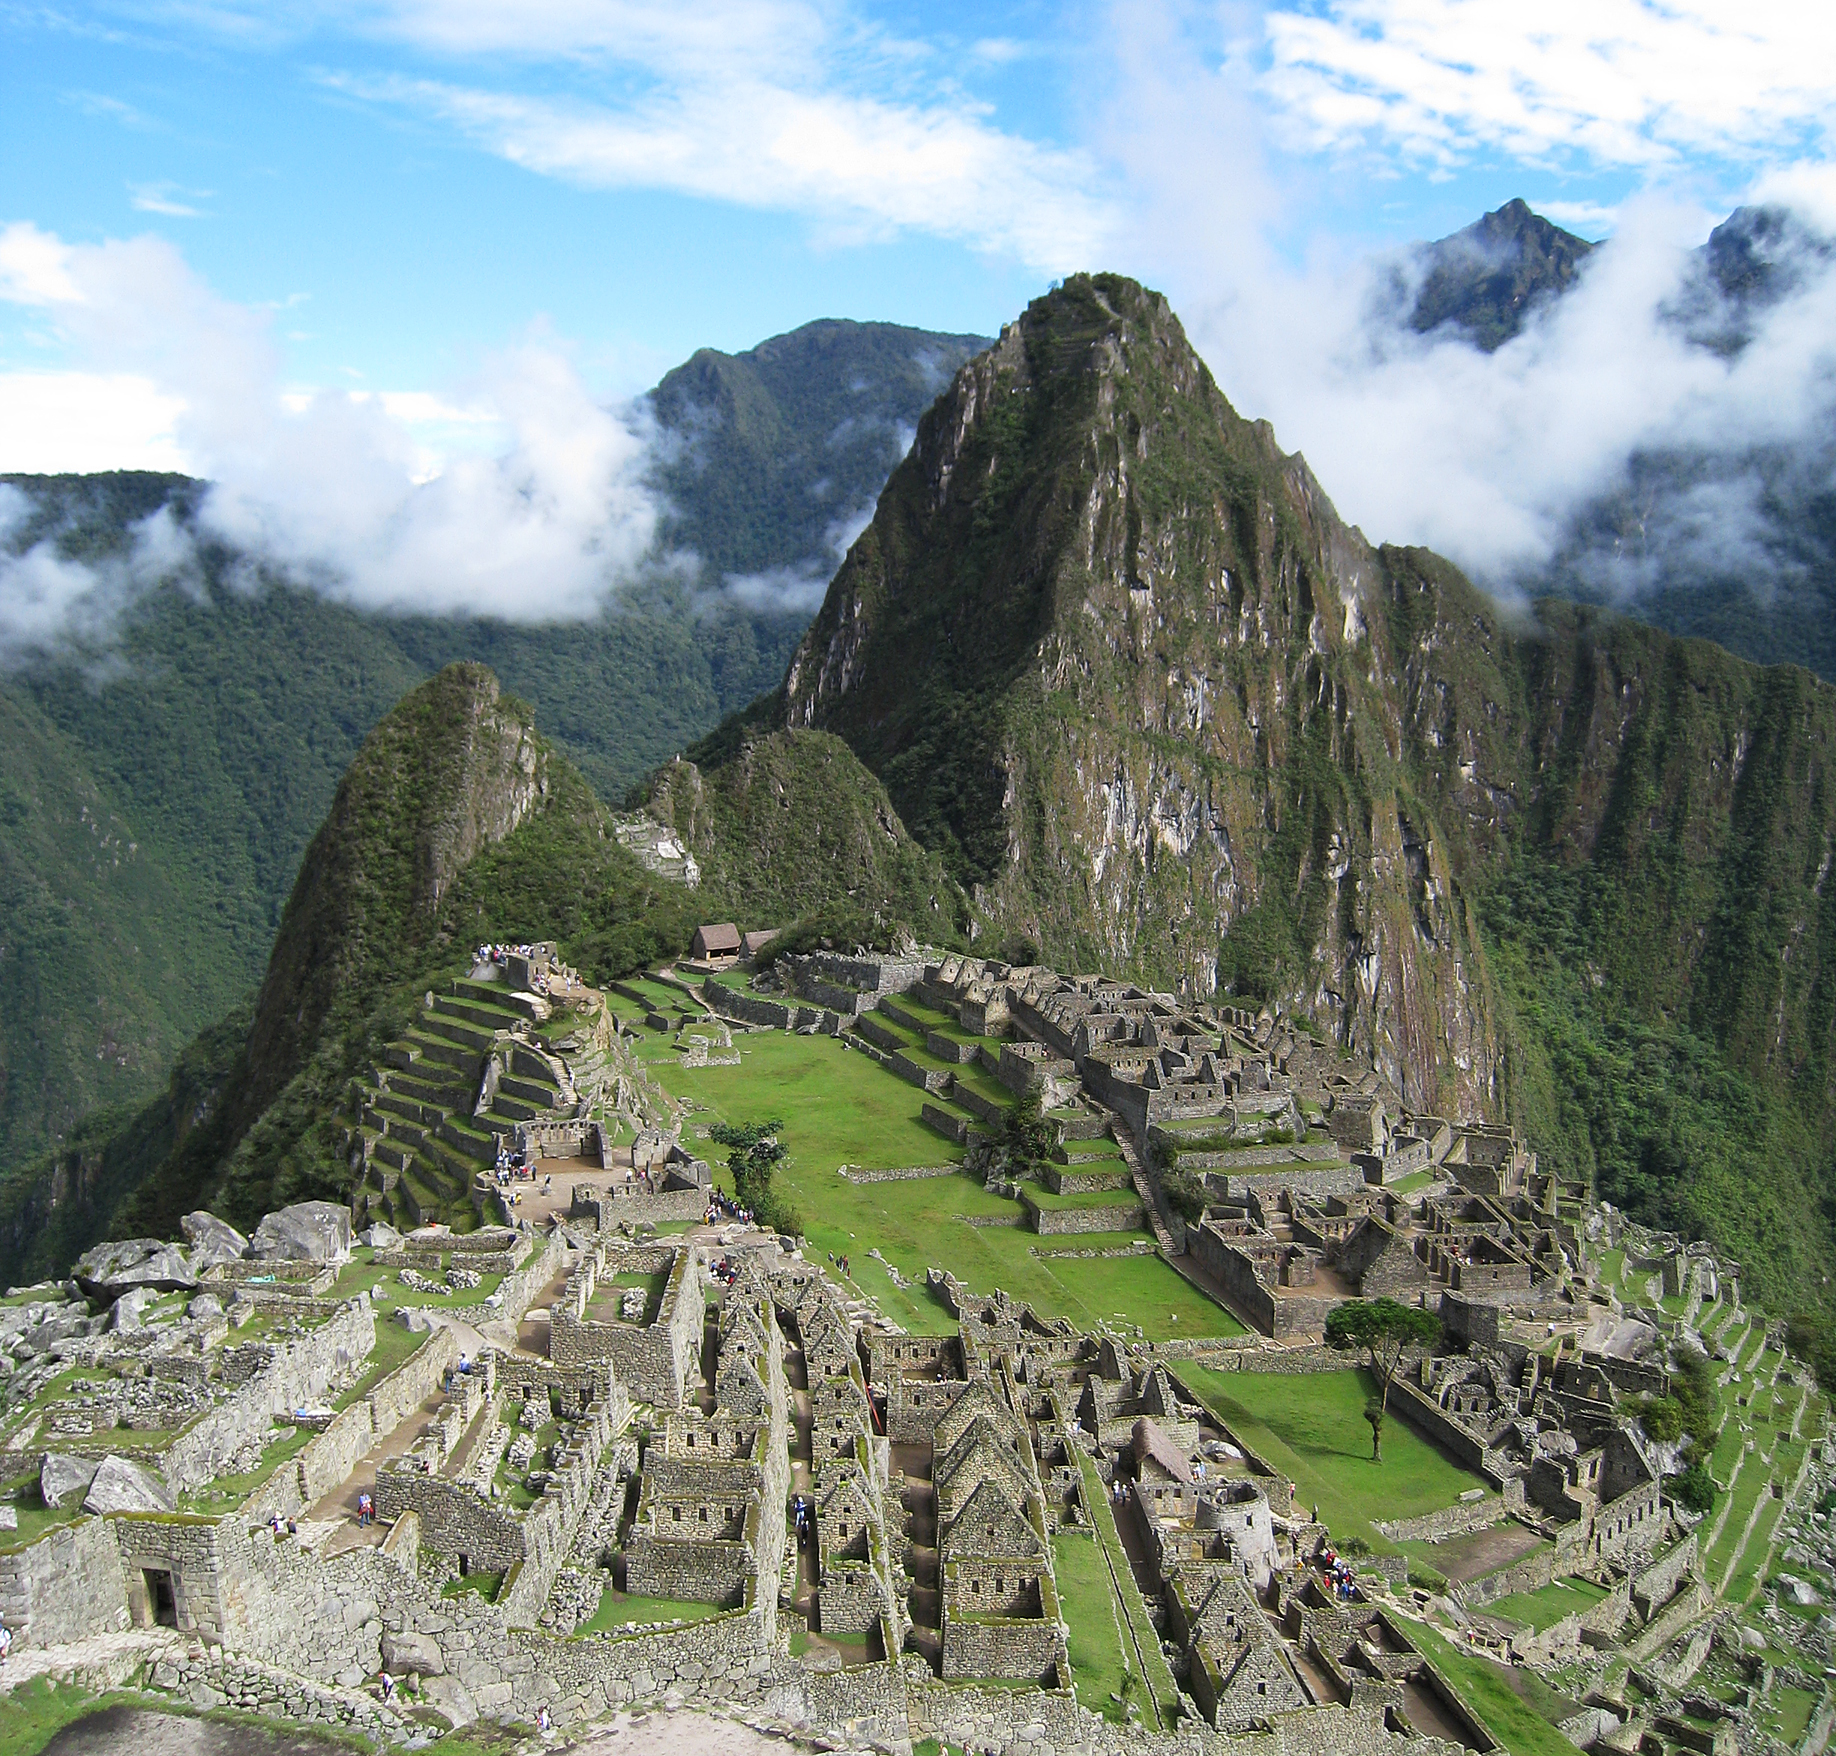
1162,1170 -> 1209,1224
1671,1461 -> 1716,1513
1638,1395 -> 1686,1443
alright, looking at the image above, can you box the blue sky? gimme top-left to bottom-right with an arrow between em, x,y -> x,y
0,1 -> 1831,629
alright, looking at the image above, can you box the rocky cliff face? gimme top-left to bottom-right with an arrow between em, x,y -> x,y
776,275 -> 1836,1139
243,662 -> 548,1120
784,276 -> 1500,1113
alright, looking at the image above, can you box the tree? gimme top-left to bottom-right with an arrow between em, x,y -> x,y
1671,1461 -> 1716,1514
1000,1088 -> 1055,1180
708,1119 -> 797,1232
1324,1298 -> 1442,1462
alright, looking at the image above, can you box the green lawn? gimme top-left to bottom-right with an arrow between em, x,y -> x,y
1076,1454 -> 1178,1727
1025,1186 -> 1145,1211
1764,1685 -> 1818,1745
658,1030 -> 1242,1339
576,1587 -> 723,1635
1052,1528 -> 1136,1722
1181,1365 -> 1487,1552
1487,1576 -> 1608,1630
1399,1615 -> 1582,1756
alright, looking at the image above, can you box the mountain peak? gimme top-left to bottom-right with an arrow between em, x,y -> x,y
1410,198 -> 1598,351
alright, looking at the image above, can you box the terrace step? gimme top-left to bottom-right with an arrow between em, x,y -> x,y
949,1082 -> 1009,1126
889,1052 -> 952,1094
486,1093 -> 546,1123
375,1091 -> 439,1128
498,1073 -> 563,1109
841,1030 -> 892,1068
440,1116 -> 501,1164
923,1031 -> 980,1065
390,1070 -> 465,1106
853,1015 -> 913,1056
439,996 -> 528,1034
396,1033 -> 469,1076
921,1102 -> 969,1144
423,1012 -> 501,1053
878,997 -> 936,1036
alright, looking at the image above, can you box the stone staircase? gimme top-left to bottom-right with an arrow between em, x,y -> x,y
349,976 -> 577,1229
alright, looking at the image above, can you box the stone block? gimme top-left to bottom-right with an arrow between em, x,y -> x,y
83,1454 -> 176,1514
382,1629 -> 447,1675
41,1453 -> 101,1509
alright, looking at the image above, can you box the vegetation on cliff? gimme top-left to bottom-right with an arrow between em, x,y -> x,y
698,273 -> 1836,1311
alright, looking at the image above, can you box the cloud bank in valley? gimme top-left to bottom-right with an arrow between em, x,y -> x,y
0,221 -> 665,652
1101,1 -> 1836,614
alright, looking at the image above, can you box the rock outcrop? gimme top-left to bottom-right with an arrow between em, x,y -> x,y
248,1201 -> 352,1265
71,1238 -> 195,1301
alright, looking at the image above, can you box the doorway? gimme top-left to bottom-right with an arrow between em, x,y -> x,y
144,1569 -> 178,1628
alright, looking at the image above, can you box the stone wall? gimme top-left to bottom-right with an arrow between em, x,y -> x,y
551,1244 -> 705,1408
1386,1378 -> 1512,1488
0,1515 -> 128,1648
1632,1533 -> 1698,1620
570,1186 -> 707,1228
1457,1540 -> 1560,1609
375,1471 -> 526,1576
1026,1197 -> 1145,1235
940,1610 -> 1065,1683
369,1326 -> 463,1434
1375,1487 -> 1524,1545
162,1299 -> 376,1496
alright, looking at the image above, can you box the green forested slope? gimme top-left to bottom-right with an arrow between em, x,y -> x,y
740,274 -> 1836,1309
0,663 -> 709,1272
0,315 -> 985,1193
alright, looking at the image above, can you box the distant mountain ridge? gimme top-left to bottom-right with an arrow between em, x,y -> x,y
1402,198 -> 1836,690
1407,196 -> 1598,351
0,317 -> 987,1200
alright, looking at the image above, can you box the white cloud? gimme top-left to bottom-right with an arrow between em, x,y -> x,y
1092,12 -> 1836,611
1262,0 -> 1836,170
329,70 -> 1111,272
0,371 -> 190,472
1537,200 -> 1620,233
0,222 -> 667,639
128,181 -> 211,217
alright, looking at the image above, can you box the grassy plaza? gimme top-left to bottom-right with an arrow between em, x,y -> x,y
1179,1363 -> 1490,1550
647,1026 -> 1246,1340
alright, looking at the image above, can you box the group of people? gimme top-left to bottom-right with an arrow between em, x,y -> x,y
704,1190 -> 752,1225
267,1513 -> 299,1538
441,1354 -> 478,1393
827,1249 -> 852,1277
791,1494 -> 813,1550
1318,1546 -> 1358,1601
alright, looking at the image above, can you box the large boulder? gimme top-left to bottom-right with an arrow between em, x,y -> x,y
359,1221 -> 401,1249
71,1239 -> 196,1301
181,1211 -> 249,1271
380,1629 -> 446,1676
81,1455 -> 174,1515
248,1201 -> 352,1265
110,1287 -> 159,1332
418,1673 -> 476,1728
41,1453 -> 101,1509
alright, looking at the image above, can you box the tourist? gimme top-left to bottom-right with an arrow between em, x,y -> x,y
380,1671 -> 396,1704
537,1705 -> 553,1733
0,1620 -> 11,1664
